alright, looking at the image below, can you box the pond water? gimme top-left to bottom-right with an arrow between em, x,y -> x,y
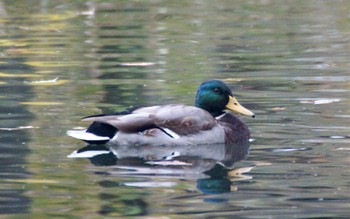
1,1 -> 349,218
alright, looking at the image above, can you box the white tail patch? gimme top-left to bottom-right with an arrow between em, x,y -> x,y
66,130 -> 110,141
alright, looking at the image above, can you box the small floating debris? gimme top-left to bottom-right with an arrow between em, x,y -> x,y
19,101 -> 63,106
119,62 -> 155,67
224,78 -> 244,82
300,98 -> 340,105
329,135 -> 347,139
80,9 -> 95,16
272,147 -> 309,152
0,126 -> 39,131
335,147 -> 350,151
254,161 -> 272,166
271,107 -> 286,111
28,77 -> 59,83
320,135 -> 350,139
24,77 -> 68,86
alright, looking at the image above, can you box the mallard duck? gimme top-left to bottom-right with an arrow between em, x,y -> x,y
67,79 -> 255,145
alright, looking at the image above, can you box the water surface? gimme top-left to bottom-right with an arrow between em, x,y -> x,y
0,1 -> 349,218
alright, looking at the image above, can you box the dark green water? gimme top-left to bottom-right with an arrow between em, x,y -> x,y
0,1 -> 349,218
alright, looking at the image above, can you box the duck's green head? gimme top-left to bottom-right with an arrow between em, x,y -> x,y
195,79 -> 255,118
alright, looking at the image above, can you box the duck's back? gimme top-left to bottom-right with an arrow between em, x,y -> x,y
136,104 -> 217,135
68,104 -> 222,146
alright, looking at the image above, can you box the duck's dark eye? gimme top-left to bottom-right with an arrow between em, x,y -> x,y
213,88 -> 220,93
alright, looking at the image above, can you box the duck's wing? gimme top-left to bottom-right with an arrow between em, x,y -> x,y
147,105 -> 217,135
82,104 -> 217,136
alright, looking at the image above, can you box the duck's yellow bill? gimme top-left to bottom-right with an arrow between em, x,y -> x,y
226,96 -> 255,118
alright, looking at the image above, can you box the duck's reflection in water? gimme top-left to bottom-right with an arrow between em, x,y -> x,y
68,141 -> 253,194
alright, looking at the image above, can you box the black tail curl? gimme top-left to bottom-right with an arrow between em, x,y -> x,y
83,106 -> 141,144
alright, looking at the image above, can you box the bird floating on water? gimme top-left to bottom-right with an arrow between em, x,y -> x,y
67,79 -> 255,146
